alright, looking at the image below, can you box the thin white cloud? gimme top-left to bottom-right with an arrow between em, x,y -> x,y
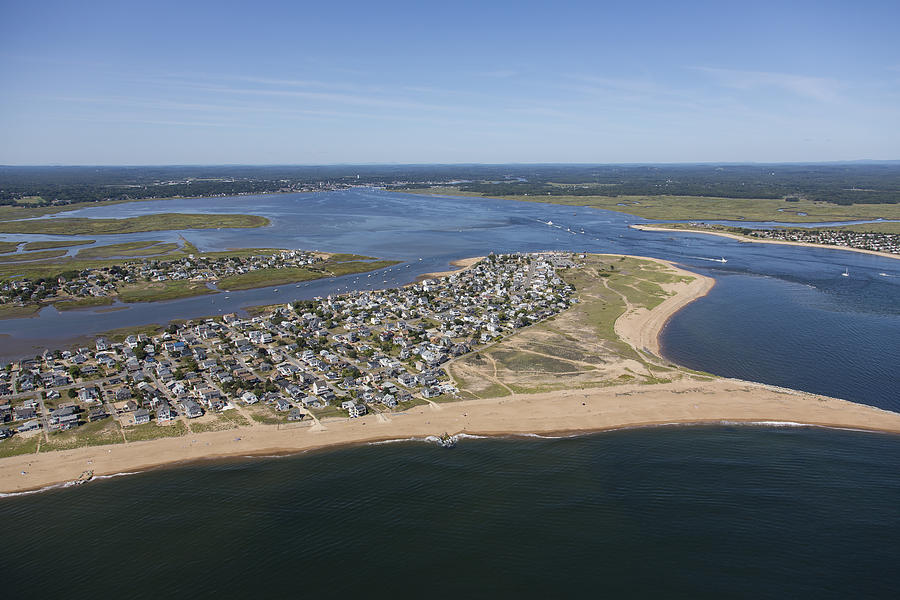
693,67 -> 841,102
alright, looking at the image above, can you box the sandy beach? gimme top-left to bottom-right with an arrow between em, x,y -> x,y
3,378 -> 900,494
611,257 -> 715,356
2,254 -> 897,494
631,224 -> 900,261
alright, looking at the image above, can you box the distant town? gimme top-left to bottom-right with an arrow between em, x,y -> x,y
681,222 -> 900,255
0,253 -> 575,445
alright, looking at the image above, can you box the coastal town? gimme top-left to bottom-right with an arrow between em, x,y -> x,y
681,222 -> 900,255
0,253 -> 575,448
0,248 -> 324,308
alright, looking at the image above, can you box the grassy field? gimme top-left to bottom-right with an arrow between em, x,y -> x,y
0,434 -> 42,458
0,249 -> 68,262
189,411 -> 248,433
41,418 -> 123,451
23,240 -> 95,251
76,240 -> 180,259
244,403 -> 288,424
123,420 -> 189,442
448,254 -> 704,398
0,213 -> 270,235
400,187 -> 900,223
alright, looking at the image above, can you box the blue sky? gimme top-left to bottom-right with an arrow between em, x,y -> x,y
1,0 -> 898,164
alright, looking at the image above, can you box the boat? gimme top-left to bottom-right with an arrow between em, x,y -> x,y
841,269 -> 849,277
717,257 -> 728,263
879,273 -> 888,277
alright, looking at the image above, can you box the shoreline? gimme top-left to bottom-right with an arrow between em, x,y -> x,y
2,254 -> 898,494
609,255 -> 716,357
3,378 -> 900,494
631,224 -> 900,261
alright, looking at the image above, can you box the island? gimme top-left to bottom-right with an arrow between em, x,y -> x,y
2,251 -> 899,494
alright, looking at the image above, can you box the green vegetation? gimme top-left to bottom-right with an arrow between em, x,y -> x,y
41,419 -> 123,451
0,213 -> 269,236
23,240 -> 94,251
76,240 -> 179,259
244,403 -> 287,424
449,254 -> 706,399
124,420 -> 189,442
189,413 -> 245,433
0,434 -> 41,458
0,249 -> 68,262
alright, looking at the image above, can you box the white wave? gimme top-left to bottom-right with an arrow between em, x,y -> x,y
0,482 -> 69,498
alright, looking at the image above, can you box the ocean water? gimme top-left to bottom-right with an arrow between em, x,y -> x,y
2,427 -> 898,598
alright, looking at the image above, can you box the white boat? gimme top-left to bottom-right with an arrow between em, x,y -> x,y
841,269 -> 849,277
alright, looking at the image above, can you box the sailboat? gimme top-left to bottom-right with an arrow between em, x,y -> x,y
841,268 -> 849,277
